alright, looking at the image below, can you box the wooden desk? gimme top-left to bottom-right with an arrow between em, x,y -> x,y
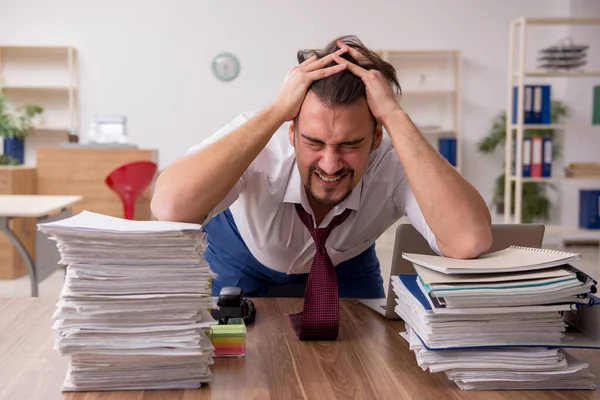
0,195 -> 81,296
0,297 -> 598,399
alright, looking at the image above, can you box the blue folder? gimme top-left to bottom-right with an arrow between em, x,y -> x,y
397,274 -> 600,350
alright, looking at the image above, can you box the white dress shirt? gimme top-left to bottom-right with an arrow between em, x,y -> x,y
187,111 -> 441,275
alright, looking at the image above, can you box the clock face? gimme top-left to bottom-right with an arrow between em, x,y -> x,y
212,53 -> 240,82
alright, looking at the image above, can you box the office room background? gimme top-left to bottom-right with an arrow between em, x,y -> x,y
1,0 -> 599,292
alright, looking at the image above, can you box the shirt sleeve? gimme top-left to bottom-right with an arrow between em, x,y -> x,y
392,164 -> 443,256
185,112 -> 255,225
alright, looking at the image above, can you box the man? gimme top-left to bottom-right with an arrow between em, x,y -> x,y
152,35 -> 492,300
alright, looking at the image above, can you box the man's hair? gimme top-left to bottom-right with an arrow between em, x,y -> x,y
297,35 -> 401,108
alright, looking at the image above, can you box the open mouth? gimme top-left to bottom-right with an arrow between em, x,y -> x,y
315,171 -> 347,185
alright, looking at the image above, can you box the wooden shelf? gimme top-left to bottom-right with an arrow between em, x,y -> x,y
510,124 -> 600,130
32,126 -> 72,134
402,89 -> 455,95
513,71 -> 600,78
0,45 -> 78,163
2,85 -> 74,92
418,127 -> 454,135
510,176 -> 600,182
516,17 -> 600,26
379,49 -> 459,55
0,45 -> 73,51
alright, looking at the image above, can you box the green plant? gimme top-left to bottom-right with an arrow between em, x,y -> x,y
0,93 -> 44,141
0,154 -> 19,165
476,100 -> 570,223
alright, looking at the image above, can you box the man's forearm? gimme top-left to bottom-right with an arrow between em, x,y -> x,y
384,110 -> 492,258
152,106 -> 286,223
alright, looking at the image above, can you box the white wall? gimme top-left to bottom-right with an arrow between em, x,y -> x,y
0,0 -> 572,208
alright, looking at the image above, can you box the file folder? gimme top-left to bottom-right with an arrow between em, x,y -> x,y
531,137 -> 543,177
512,138 -> 531,177
513,86 -> 534,124
542,137 -> 552,177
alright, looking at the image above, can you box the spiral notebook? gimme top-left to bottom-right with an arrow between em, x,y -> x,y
402,246 -> 582,275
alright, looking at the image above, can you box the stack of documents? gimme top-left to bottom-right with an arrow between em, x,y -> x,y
38,211 -> 217,391
393,245 -> 599,391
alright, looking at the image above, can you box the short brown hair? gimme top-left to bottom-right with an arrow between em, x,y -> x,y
297,35 -> 401,108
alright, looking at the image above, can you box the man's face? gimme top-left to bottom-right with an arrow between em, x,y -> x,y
289,91 -> 382,208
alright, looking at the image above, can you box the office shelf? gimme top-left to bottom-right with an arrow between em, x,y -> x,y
504,17 -> 600,251
377,49 -> 462,171
0,45 -> 79,145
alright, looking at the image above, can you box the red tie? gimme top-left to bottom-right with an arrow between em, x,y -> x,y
291,203 -> 352,341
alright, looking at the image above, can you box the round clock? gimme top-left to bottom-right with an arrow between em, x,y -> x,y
212,52 -> 240,82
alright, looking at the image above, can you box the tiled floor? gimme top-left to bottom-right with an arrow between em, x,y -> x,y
0,222 -> 598,299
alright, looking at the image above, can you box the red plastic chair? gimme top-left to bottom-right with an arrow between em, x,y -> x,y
105,160 -> 158,220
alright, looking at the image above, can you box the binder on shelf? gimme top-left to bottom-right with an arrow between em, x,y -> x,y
533,85 -> 552,124
512,137 -> 531,177
438,137 -> 456,167
593,85 -> 600,125
542,137 -> 552,177
579,190 -> 600,229
512,85 -> 534,124
531,137 -> 543,177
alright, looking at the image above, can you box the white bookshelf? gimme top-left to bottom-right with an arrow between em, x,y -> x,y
504,18 -> 600,242
377,49 -> 463,172
0,45 -> 78,139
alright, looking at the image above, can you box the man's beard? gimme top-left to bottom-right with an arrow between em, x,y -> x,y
305,164 -> 354,206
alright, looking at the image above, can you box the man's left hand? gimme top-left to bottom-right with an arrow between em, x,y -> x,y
333,41 -> 402,126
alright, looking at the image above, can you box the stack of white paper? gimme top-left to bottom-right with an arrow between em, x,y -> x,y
393,245 -> 599,391
38,211 -> 217,391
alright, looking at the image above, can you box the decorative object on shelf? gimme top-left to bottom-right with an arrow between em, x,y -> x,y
212,52 -> 240,82
538,37 -> 588,71
565,163 -> 600,178
88,116 -> 128,144
0,93 -> 44,164
477,100 -> 569,222
579,189 -> 600,229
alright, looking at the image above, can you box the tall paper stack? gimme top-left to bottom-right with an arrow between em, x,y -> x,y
392,245 -> 599,391
38,211 -> 218,391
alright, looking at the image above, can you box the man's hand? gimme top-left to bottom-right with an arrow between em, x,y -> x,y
333,41 -> 402,126
272,47 -> 348,122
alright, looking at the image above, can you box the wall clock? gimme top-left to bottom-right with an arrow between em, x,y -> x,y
212,52 -> 240,82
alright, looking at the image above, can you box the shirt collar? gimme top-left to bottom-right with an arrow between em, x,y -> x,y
283,160 -> 363,214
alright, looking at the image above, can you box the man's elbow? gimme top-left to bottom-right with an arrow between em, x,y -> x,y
440,227 -> 493,259
151,190 -> 177,221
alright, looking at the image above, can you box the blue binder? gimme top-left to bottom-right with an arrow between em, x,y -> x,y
397,274 -> 600,350
512,86 -> 534,124
539,85 -> 552,124
438,138 -> 456,167
579,190 -> 600,229
542,137 -> 552,177
512,137 -> 531,177
531,85 -> 552,124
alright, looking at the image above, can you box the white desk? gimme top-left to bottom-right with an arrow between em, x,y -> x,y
0,195 -> 82,296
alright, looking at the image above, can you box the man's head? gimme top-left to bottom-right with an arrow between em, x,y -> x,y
288,35 -> 401,209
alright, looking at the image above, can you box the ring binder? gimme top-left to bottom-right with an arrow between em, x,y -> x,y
508,245 -> 579,257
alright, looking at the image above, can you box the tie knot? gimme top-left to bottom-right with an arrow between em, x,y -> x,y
294,204 -> 352,249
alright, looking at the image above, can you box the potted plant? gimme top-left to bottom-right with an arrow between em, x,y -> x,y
0,93 -> 44,165
476,100 -> 569,223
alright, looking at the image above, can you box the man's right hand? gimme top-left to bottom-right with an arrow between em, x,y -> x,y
271,47 -> 348,122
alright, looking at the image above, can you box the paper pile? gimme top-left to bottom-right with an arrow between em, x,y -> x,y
38,211 -> 217,391
393,245 -> 599,391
